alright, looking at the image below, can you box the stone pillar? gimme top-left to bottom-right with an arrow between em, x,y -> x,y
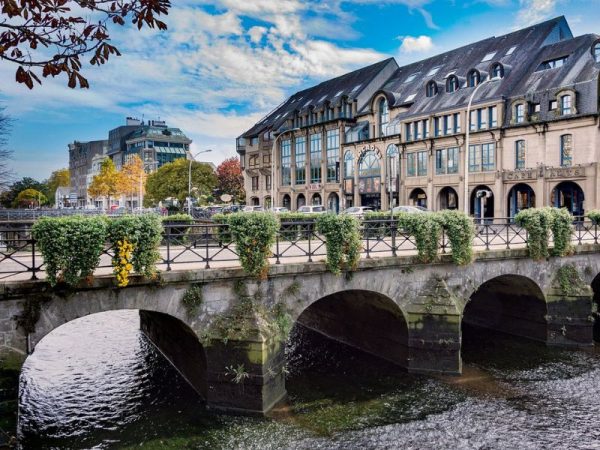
405,277 -> 461,375
545,265 -> 594,348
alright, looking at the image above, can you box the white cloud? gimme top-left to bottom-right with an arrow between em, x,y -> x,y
399,35 -> 435,53
515,0 -> 557,26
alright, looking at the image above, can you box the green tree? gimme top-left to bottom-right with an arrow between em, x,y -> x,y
88,158 -> 122,208
45,168 -> 70,206
15,188 -> 47,207
145,158 -> 217,208
0,177 -> 48,208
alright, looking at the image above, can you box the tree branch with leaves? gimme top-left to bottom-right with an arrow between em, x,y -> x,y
0,0 -> 171,89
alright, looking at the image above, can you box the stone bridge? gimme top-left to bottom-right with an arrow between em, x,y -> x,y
1,246 -> 600,415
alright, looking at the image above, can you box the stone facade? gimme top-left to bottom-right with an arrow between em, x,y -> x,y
238,17 -> 600,218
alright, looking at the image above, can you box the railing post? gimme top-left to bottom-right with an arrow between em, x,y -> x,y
165,226 -> 172,271
595,222 -> 599,245
365,222 -> 371,259
30,237 -> 38,281
441,228 -> 447,254
391,220 -> 397,257
205,224 -> 210,269
505,220 -> 510,250
307,222 -> 313,263
275,230 -> 281,265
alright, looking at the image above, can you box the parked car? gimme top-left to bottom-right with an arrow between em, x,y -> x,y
270,207 -> 289,214
391,205 -> 430,214
342,206 -> 373,218
243,206 -> 264,212
297,205 -> 327,214
222,204 -> 244,214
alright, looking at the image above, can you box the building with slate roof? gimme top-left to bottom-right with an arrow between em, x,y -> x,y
237,16 -> 600,218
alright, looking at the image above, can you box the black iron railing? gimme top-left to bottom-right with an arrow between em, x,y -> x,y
1,217 -> 599,281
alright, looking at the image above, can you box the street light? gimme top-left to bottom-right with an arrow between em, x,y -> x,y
188,149 -> 213,215
271,127 -> 300,210
463,75 -> 502,215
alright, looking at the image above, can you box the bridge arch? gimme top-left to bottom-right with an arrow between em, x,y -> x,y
463,274 -> 548,342
290,289 -> 409,368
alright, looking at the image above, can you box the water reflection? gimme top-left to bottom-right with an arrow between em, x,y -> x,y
17,311 -> 600,449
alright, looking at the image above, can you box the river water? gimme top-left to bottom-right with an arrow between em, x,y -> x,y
17,310 -> 600,449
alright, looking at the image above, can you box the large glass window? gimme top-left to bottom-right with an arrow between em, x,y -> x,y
453,113 -> 461,133
560,134 -> 573,167
560,94 -> 572,115
489,106 -> 498,128
515,140 -> 526,169
417,151 -> 427,176
387,144 -> 399,179
469,143 -> 495,172
326,129 -> 340,182
359,151 -> 380,177
379,98 -> 389,137
594,43 -> 600,63
407,153 -> 416,177
405,123 -> 413,142
280,139 -> 291,186
344,150 -> 354,178
295,137 -> 306,185
310,133 -> 322,183
436,147 -> 459,174
423,119 -> 430,138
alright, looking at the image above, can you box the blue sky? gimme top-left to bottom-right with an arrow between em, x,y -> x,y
2,0 -> 600,180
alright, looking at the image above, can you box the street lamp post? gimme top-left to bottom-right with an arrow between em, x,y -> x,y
464,76 -> 501,215
271,127 -> 300,210
188,149 -> 213,215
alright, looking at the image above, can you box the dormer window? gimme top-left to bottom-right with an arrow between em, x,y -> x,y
491,63 -> 504,79
446,76 -> 459,93
426,81 -> 438,97
593,43 -> 600,63
536,56 -> 569,71
560,94 -> 572,115
467,70 -> 480,88
514,103 -> 525,124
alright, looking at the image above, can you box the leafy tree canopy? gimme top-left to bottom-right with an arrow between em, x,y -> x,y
216,157 -> 245,202
0,0 -> 171,89
15,188 -> 47,207
0,176 -> 48,207
45,168 -> 70,205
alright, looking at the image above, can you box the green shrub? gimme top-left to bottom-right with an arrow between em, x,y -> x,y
515,207 -> 572,259
227,212 -> 279,279
212,213 -> 232,244
316,214 -> 362,274
32,216 -> 108,287
108,214 -> 163,279
397,213 -> 442,263
588,210 -> 600,225
161,214 -> 194,223
162,213 -> 194,244
435,210 -> 475,265
278,212 -> 320,241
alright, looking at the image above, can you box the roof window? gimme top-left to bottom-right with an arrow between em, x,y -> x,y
333,90 -> 344,97
318,95 -> 328,103
405,93 -> 416,102
404,73 -> 418,83
426,66 -> 441,77
482,51 -> 497,62
506,46 -> 517,56
350,84 -> 362,93
536,55 -> 569,71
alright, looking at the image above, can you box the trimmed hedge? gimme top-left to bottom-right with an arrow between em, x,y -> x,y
315,214 -> 361,274
515,207 -> 573,259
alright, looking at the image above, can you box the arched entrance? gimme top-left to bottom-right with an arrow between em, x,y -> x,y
311,193 -> 322,206
296,194 -> 306,210
282,194 -> 291,210
289,290 -> 409,368
507,183 -> 535,217
551,181 -> 584,217
327,192 -> 339,213
251,197 -> 259,206
463,275 -> 547,344
438,187 -> 458,210
358,150 -> 381,210
409,188 -> 427,209
470,185 -> 494,221
264,196 -> 272,209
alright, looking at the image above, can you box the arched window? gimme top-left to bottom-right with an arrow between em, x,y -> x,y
491,63 -> 504,79
446,76 -> 459,93
386,144 -> 399,179
426,81 -> 438,97
379,98 -> 389,137
560,94 -> 572,115
467,70 -> 480,88
344,151 -> 354,178
515,140 -> 526,169
593,43 -> 600,63
359,150 -> 380,177
560,134 -> 573,167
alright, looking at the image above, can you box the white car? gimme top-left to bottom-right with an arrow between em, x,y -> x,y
270,207 -> 289,214
342,206 -> 373,218
392,205 -> 430,214
243,206 -> 264,212
297,205 -> 327,214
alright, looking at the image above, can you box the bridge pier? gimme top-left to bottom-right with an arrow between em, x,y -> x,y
406,278 -> 462,375
545,266 -> 594,348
